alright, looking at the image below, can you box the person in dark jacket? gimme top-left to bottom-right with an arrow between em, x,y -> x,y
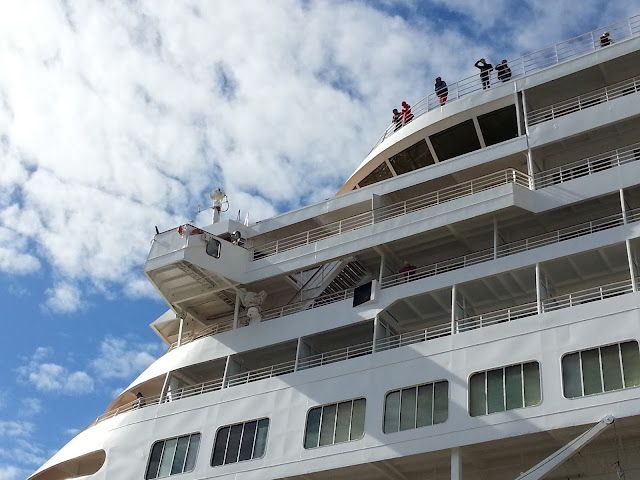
392,108 -> 402,131
495,59 -> 512,82
474,58 -> 493,89
435,77 -> 448,105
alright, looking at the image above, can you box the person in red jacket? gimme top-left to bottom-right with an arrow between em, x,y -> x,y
401,101 -> 414,124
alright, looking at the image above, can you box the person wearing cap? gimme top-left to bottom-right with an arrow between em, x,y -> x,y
600,32 -> 612,47
495,59 -> 512,82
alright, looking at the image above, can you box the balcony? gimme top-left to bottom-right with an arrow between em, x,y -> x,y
251,168 -> 530,260
527,76 -> 640,126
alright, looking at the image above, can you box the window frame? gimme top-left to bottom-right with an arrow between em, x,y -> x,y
468,360 -> 542,417
561,340 -> 640,399
382,379 -> 449,434
145,432 -> 201,480
302,397 -> 366,449
210,417 -> 270,467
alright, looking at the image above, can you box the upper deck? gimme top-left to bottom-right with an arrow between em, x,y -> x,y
338,14 -> 640,193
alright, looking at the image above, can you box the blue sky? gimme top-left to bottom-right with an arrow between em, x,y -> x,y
0,1 -> 637,478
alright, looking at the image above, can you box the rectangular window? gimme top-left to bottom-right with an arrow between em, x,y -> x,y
304,398 -> 366,448
211,418 -> 269,467
562,341 -> 640,398
384,381 -> 448,433
469,362 -> 541,417
146,433 -> 201,479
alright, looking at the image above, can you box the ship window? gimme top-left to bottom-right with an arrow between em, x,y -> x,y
383,380 -> 448,433
388,139 -> 435,175
358,162 -> 393,188
211,418 -> 269,467
146,432 -> 200,479
206,239 -> 221,258
429,119 -> 481,162
562,341 -> 640,398
477,105 -> 518,146
469,361 -> 541,417
304,398 -> 366,449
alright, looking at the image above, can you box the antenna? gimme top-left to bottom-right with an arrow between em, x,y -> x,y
198,188 -> 228,224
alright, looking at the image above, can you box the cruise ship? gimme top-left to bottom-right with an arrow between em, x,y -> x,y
29,15 -> 640,480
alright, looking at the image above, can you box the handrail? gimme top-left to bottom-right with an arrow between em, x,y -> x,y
371,14 -> 640,150
375,322 -> 451,352
527,76 -> 640,126
225,359 -> 297,387
534,142 -> 640,188
297,340 -> 374,370
167,319 -> 234,351
252,168 -> 530,260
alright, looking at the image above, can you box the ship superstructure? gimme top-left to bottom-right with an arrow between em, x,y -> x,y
30,15 -> 640,480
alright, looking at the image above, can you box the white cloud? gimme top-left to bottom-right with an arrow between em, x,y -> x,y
0,465 -> 28,480
91,336 -> 163,380
17,348 -> 94,395
43,282 -> 84,313
0,227 -> 40,274
0,438 -> 48,467
0,421 -> 34,437
18,398 -> 42,418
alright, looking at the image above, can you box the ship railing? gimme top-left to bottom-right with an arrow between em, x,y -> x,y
535,142 -> 640,188
297,341 -> 374,370
541,278 -> 633,312
163,378 -> 224,401
381,249 -> 495,289
375,322 -> 451,352
456,302 -> 539,333
261,288 -> 355,322
225,360 -> 297,387
499,212 -> 626,256
167,319 -> 234,351
527,75 -> 640,126
252,168 -> 530,260
90,393 -> 163,427
371,14 -> 640,149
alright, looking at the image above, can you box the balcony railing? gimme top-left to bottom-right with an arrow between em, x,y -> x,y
252,168 -> 530,260
375,322 -> 452,351
225,360 -> 296,387
535,142 -> 640,188
372,14 -> 640,149
527,76 -> 640,126
457,302 -> 539,333
541,278 -> 633,312
167,319 -> 234,351
261,288 -> 355,321
297,341 -> 374,370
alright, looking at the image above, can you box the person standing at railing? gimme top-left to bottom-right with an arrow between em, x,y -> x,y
599,32 -> 613,47
474,58 -> 493,89
495,59 -> 512,82
399,261 -> 417,280
435,77 -> 448,105
392,108 -> 402,131
134,392 -> 146,409
401,101 -> 414,124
